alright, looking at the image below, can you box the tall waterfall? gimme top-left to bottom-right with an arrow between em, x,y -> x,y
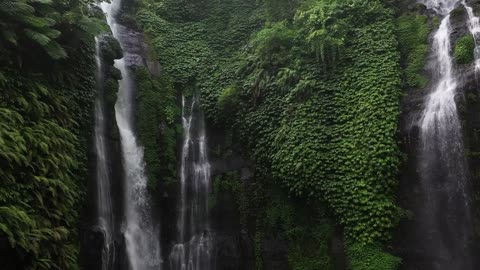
101,1 -> 161,269
94,37 -> 115,270
169,95 -> 214,270
415,0 -> 473,268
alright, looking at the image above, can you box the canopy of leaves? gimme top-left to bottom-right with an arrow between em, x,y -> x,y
0,0 -> 104,62
0,19 -> 96,269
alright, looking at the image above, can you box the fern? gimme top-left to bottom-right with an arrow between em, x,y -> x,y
43,40 -> 67,59
24,28 -> 51,45
0,0 -> 100,61
0,0 -> 34,15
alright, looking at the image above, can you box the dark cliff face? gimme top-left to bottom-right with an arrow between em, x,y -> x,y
80,33 -> 126,270
395,1 -> 480,269
207,125 -> 257,270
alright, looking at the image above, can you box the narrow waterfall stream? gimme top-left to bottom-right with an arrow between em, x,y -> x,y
94,37 -> 115,270
169,95 -> 214,270
414,0 -> 473,268
100,1 -> 161,269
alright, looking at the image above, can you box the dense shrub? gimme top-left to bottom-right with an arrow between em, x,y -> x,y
455,35 -> 475,65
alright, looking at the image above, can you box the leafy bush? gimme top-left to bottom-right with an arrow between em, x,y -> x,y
347,242 -> 401,270
217,86 -> 240,115
455,35 -> 475,65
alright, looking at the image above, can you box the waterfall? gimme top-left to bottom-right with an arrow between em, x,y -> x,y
169,95 -> 214,270
414,0 -> 473,268
100,1 -> 161,269
463,1 -> 480,75
94,36 -> 115,270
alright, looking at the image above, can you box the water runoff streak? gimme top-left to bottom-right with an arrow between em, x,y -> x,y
94,37 -> 115,270
169,95 -> 214,270
101,1 -> 161,269
417,0 -> 473,268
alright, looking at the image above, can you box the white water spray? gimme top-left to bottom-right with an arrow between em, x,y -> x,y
414,0 -> 473,268
169,95 -> 214,270
100,1 -> 161,269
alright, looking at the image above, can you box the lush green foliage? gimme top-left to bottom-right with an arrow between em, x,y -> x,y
135,67 -> 179,189
455,35 -> 475,65
139,0 -> 402,268
234,0 -> 403,246
294,0 -> 348,66
137,0 -> 263,123
346,242 -> 401,270
0,1 -> 99,268
265,0 -> 300,21
396,13 -> 430,88
0,47 -> 96,268
0,0 -> 103,62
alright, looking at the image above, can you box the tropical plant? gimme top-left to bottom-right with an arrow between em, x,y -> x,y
0,0 -> 103,60
294,0 -> 348,66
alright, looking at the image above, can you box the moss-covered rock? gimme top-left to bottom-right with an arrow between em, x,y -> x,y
455,35 -> 475,65
396,13 -> 430,88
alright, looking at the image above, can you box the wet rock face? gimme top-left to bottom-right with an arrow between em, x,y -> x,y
450,4 -> 470,44
99,34 -> 123,66
112,24 -> 145,67
81,226 -> 106,270
215,232 -> 255,270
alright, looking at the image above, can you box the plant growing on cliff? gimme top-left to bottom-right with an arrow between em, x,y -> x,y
455,35 -> 475,65
396,13 -> 430,88
0,0 -> 103,61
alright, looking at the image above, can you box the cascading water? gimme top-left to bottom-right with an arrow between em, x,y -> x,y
94,36 -> 115,270
100,1 -> 161,269
169,95 -> 214,270
414,0 -> 473,269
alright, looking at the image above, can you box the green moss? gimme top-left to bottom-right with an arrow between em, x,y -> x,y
134,67 -> 179,190
396,13 -> 430,88
455,35 -> 475,65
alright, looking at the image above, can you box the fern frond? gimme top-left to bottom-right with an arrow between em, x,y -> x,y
43,40 -> 67,59
0,1 -> 35,16
18,14 -> 51,28
43,28 -> 61,39
24,29 -> 51,46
